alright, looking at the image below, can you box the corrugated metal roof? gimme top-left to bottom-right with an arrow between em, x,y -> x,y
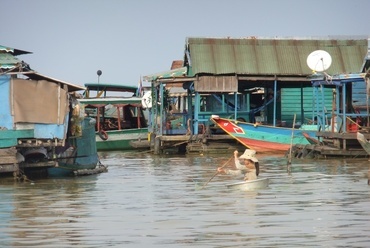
0,53 -> 22,69
0,45 -> 32,55
170,60 -> 183,69
143,66 -> 187,81
0,45 -> 83,92
27,72 -> 85,92
185,36 -> 369,77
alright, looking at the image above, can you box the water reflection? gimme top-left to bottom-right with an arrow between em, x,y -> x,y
0,177 -> 99,247
0,152 -> 370,247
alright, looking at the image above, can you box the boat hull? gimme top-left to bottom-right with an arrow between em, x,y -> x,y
48,161 -> 98,177
48,118 -> 100,177
226,178 -> 269,191
211,116 -> 317,153
95,128 -> 149,151
356,132 -> 370,155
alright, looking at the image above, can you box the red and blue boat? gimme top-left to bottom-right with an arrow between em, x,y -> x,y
210,115 -> 317,153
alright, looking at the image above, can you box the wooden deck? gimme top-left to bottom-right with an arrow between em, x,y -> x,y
290,131 -> 370,159
151,134 -> 245,154
291,144 -> 368,158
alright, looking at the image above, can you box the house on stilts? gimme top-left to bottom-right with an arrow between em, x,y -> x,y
143,36 -> 370,156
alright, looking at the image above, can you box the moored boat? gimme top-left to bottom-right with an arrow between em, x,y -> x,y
80,83 -> 149,151
226,178 -> 269,191
47,117 -> 106,177
210,115 -> 317,153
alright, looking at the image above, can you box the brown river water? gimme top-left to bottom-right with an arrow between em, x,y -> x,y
1,151 -> 370,247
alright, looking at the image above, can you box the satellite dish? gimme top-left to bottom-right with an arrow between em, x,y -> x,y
306,50 -> 332,72
141,91 -> 152,109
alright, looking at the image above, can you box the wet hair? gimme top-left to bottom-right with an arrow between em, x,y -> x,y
255,162 -> 260,176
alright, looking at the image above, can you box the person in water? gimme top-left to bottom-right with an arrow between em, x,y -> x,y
217,149 -> 259,181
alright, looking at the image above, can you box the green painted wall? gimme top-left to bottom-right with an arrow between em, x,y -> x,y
281,87 -> 333,126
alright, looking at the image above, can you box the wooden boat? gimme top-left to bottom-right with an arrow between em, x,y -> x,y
210,115 -> 317,153
226,178 -> 269,191
47,117 -> 106,177
302,132 -> 321,145
356,132 -> 370,155
80,83 -> 149,151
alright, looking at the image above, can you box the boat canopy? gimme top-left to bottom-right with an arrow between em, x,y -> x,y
84,83 -> 137,93
79,97 -> 143,107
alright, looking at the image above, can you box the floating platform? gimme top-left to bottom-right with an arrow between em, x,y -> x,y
151,134 -> 245,154
73,164 -> 108,176
0,147 -> 19,174
289,131 -> 369,159
186,141 -> 245,154
290,144 -> 368,159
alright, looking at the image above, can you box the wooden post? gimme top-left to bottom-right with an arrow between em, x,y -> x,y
287,114 -> 296,168
159,84 -> 164,136
234,92 -> 237,119
137,106 -> 141,128
117,106 -> 121,130
154,136 -> 161,155
97,107 -> 101,131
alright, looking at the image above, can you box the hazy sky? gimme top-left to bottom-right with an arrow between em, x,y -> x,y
1,0 -> 369,87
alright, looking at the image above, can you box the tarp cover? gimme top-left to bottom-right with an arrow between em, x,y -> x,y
11,79 -> 68,124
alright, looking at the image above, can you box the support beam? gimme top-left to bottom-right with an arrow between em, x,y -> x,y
194,92 -> 200,135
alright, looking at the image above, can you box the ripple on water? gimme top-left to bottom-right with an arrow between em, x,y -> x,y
1,153 -> 370,247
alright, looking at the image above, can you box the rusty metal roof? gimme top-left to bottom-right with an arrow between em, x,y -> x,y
170,60 -> 183,69
0,45 -> 32,56
143,66 -> 188,81
185,36 -> 369,77
0,53 -> 22,69
26,72 -> 85,92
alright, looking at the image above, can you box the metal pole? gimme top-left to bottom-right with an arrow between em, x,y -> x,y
367,77 -> 369,127
273,78 -> 277,126
159,84 -> 164,136
342,83 -> 346,132
194,92 -> 199,134
234,92 -> 237,119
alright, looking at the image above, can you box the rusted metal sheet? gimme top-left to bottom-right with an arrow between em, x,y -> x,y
143,67 -> 187,82
195,75 -> 237,92
186,36 -> 369,77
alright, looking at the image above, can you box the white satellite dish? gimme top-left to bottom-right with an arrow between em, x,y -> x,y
141,91 -> 152,109
306,50 -> 332,72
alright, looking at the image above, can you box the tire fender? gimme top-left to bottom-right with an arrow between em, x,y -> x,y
98,130 -> 108,140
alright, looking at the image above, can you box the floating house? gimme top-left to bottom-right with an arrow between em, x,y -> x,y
144,36 -> 370,155
0,45 -> 101,177
290,71 -> 370,158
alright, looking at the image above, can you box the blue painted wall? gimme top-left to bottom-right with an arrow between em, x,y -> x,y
34,115 -> 68,139
0,75 -> 13,130
352,80 -> 367,109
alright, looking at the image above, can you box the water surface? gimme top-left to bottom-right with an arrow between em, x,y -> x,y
1,151 -> 369,247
